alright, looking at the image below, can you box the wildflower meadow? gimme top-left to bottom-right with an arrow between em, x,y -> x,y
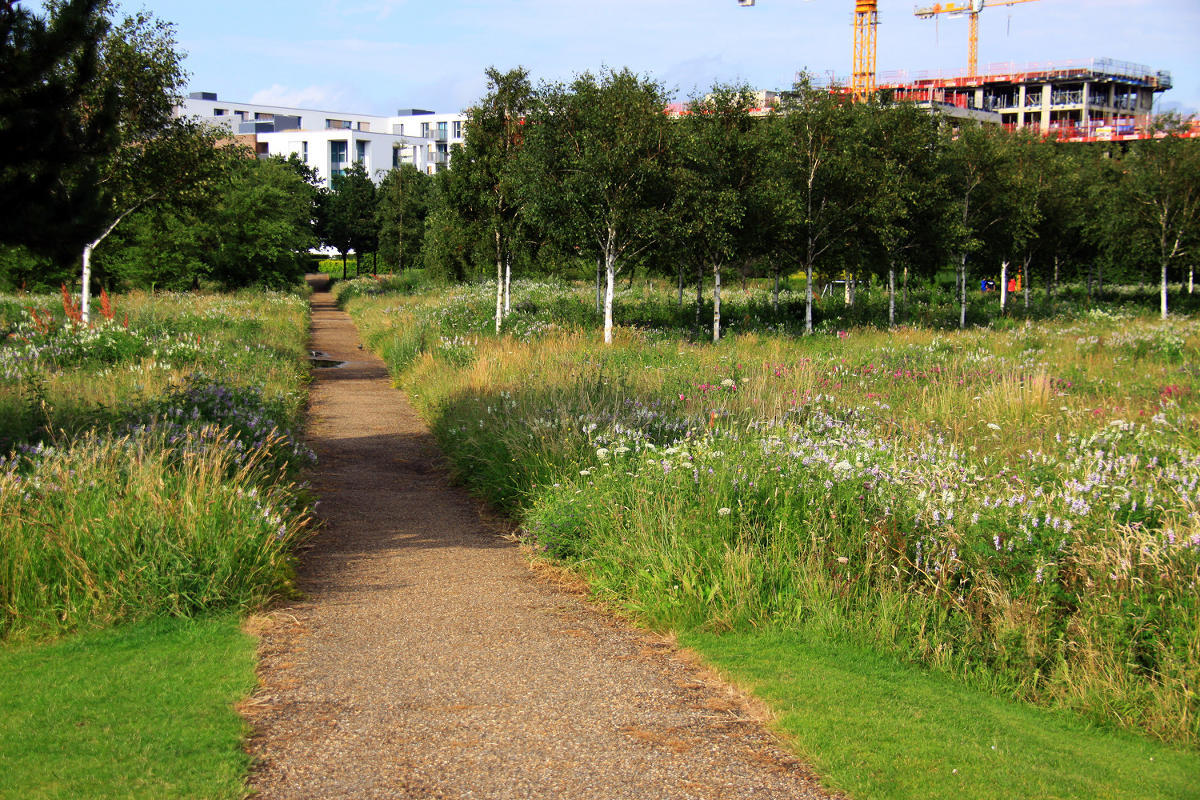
0,288 -> 314,639
342,275 -> 1200,748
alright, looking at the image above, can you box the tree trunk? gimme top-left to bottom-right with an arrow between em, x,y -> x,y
805,260 -> 814,335
79,200 -> 151,322
677,261 -> 684,307
604,249 -> 617,344
1052,254 -> 1059,300
1000,259 -> 1008,313
504,253 -> 511,313
772,267 -> 780,313
80,243 -> 94,324
1161,258 -> 1169,319
713,263 -> 722,343
695,262 -> 703,337
1023,253 -> 1032,311
843,268 -> 851,305
903,265 -> 909,309
888,260 -> 895,327
959,253 -> 967,330
342,253 -> 347,281
495,229 -> 504,334
1189,264 -> 1194,295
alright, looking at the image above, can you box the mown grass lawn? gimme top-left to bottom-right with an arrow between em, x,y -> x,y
686,628 -> 1200,800
0,615 -> 256,800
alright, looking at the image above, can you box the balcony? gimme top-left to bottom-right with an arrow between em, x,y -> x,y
432,128 -> 449,142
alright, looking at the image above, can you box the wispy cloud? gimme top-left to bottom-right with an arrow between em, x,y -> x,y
250,84 -> 352,109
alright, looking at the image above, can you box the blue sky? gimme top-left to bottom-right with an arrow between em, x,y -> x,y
126,1 -> 1200,115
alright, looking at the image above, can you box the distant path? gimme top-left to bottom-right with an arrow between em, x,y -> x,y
244,283 -> 834,799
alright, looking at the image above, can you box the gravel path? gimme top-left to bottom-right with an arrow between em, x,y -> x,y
243,285 -> 836,799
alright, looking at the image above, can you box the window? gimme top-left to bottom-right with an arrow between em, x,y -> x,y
452,120 -> 462,139
392,146 -> 400,168
330,140 -> 348,176
357,121 -> 371,132
420,122 -> 430,138
214,108 -> 226,116
326,118 -> 352,130
301,141 -> 308,163
356,140 -> 368,164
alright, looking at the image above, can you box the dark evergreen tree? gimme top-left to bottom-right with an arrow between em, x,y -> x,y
0,0 -> 117,256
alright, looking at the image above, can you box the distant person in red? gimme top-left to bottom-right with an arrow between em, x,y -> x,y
1007,277 -> 1017,294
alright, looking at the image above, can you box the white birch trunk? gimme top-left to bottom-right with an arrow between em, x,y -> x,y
805,262 -> 813,335
80,243 -> 94,324
1189,265 -> 1194,295
1000,260 -> 1008,313
1023,254 -> 1031,310
494,230 -> 503,335
603,250 -> 616,345
504,254 -> 511,313
772,269 -> 780,313
959,253 -> 967,330
712,264 -> 722,343
1161,259 -> 1169,320
79,200 -> 152,323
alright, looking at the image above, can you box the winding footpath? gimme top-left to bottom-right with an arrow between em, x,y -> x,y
243,283 -> 836,799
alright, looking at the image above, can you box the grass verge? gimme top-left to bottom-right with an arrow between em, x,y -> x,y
0,614 -> 255,800
686,628 -> 1199,800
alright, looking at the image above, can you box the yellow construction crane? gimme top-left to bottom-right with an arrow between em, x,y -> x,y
737,1 -> 879,102
914,0 -> 1041,78
852,2 -> 879,102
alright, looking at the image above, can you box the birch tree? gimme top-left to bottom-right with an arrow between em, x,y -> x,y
457,67 -> 533,334
63,3 -> 226,321
766,75 -> 851,334
1120,120 -> 1200,319
672,84 -> 762,342
522,68 -> 672,344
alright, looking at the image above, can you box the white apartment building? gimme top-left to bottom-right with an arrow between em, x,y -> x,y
177,92 -> 467,186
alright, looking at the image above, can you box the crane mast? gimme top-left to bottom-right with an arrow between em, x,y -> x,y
852,2 -> 879,102
914,0 -> 1041,78
737,1 -> 879,102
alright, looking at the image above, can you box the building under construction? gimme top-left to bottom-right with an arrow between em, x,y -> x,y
878,58 -> 1175,142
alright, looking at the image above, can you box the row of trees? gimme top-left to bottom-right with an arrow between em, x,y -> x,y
4,2 -> 1197,336
416,67 -> 1198,341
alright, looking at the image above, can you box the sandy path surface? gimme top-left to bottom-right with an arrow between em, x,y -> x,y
244,285 -> 835,799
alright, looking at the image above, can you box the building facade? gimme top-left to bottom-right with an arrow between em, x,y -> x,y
879,58 -> 1172,140
178,93 -> 467,185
